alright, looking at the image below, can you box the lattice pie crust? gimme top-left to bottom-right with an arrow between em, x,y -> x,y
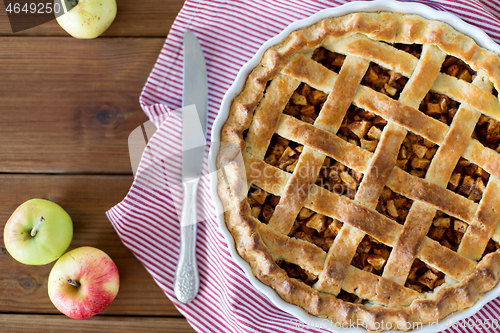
216,12 -> 500,330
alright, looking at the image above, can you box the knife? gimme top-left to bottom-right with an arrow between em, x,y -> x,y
173,31 -> 208,304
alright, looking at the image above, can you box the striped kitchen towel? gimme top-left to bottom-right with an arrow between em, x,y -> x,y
107,1 -> 500,332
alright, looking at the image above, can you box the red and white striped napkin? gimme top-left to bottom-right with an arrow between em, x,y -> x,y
107,1 -> 500,332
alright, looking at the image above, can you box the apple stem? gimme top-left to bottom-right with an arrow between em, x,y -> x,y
30,217 -> 45,237
67,279 -> 80,288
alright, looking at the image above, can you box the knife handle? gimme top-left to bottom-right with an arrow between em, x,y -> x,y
174,179 -> 200,303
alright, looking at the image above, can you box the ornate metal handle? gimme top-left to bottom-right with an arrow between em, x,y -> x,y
174,179 -> 200,303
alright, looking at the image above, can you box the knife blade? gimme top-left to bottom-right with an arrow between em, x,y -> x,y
173,31 -> 208,304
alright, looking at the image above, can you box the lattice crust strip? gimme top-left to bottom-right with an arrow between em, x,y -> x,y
246,74 -> 301,160
274,116 -> 478,223
316,122 -> 408,296
317,43 -> 446,294
267,55 -> 367,235
272,49 -> 500,183
217,12 -> 500,327
383,69 -> 490,285
325,34 -> 500,120
458,168 -> 500,260
246,157 -> 477,297
257,221 -> 420,307
311,41 -> 421,296
240,38 -> 500,305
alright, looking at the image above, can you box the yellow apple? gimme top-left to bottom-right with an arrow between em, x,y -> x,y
4,199 -> 73,265
55,0 -> 117,39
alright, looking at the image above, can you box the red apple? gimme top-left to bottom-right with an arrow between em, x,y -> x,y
48,246 -> 119,319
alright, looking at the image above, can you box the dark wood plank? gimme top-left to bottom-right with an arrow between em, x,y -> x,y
0,0 -> 186,36
0,314 -> 196,332
0,174 -> 180,316
0,37 -> 167,174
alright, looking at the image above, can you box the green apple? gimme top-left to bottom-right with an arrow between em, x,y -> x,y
3,199 -> 73,265
55,0 -> 117,39
48,247 -> 120,319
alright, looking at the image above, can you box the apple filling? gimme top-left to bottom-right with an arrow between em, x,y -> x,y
397,132 -> 438,179
277,261 -> 319,286
427,211 -> 468,252
336,105 -> 388,153
441,55 -> 476,82
419,92 -> 460,126
361,63 -> 409,101
315,157 -> 363,200
405,259 -> 445,293
246,45 -> 500,305
264,135 -> 304,173
247,187 -> 280,224
377,188 -> 413,225
447,158 -> 489,203
474,113 -> 500,152
311,47 -> 345,73
283,83 -> 330,125
289,209 -> 342,252
351,235 -> 392,277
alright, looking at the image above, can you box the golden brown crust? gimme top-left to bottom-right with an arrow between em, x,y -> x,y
216,11 -> 500,331
459,178 -> 500,260
267,146 -> 324,234
246,74 -> 300,159
386,168 -> 478,223
275,115 -> 372,172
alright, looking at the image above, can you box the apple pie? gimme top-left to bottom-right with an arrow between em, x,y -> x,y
216,11 -> 500,331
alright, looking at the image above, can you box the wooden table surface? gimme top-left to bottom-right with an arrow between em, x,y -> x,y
0,1 -> 197,332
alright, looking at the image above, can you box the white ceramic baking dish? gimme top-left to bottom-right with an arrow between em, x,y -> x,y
208,1 -> 500,332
